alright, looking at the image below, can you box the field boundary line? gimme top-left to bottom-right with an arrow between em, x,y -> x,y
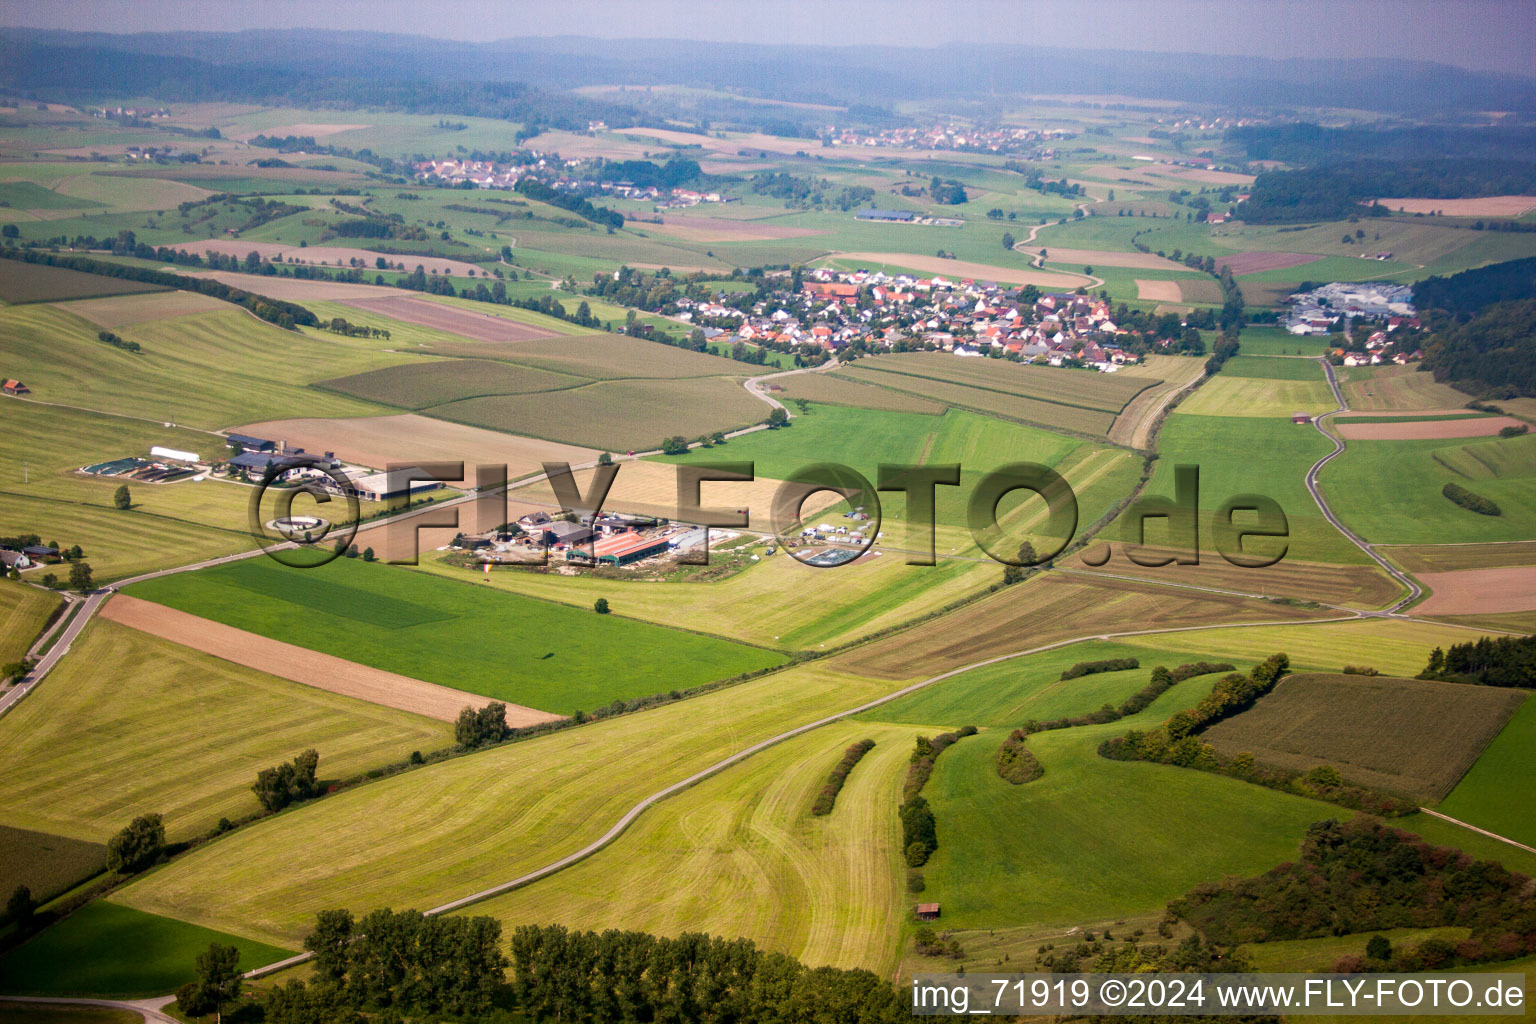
1416,807 -> 1536,855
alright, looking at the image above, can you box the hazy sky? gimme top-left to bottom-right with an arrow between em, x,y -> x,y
2,0 -> 1532,76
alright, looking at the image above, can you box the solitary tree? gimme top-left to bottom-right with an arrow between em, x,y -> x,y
767,407 -> 789,429
1001,231 -> 1015,251
362,547 -> 376,562
68,561 -> 93,593
193,943 -> 243,1024
597,452 -> 614,466
106,812 -> 165,873
594,597 -> 610,614
113,484 -> 132,510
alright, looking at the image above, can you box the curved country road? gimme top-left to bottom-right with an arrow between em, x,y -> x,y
1304,358 -> 1423,613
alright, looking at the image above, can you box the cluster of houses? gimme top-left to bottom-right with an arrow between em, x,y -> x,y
826,123 -> 1067,156
223,434 -> 442,504
0,543 -> 60,574
462,511 -> 709,567
411,158 -> 724,208
675,268 -> 1147,370
1284,282 -> 1418,335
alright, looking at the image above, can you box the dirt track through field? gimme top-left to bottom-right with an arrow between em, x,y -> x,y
101,595 -> 563,726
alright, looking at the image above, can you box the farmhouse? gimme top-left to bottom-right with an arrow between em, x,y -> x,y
543,521 -> 593,547
2,379 -> 29,395
571,531 -> 671,566
226,433 -> 277,453
0,549 -> 31,571
914,903 -> 941,921
1292,412 -> 1311,424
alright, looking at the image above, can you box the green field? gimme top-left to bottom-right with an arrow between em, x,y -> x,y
111,662 -> 895,948
0,261 -> 165,304
0,902 -> 292,998
0,619 -> 451,841
774,372 -> 947,415
0,581 -> 62,664
465,720 -> 913,975
0,824 -> 104,905
124,557 -> 786,714
856,641 -> 1233,729
0,301 -> 414,429
319,357 -> 587,409
1219,355 -> 1332,381
1223,325 -> 1332,358
1436,692 -> 1536,847
1321,432 -> 1536,544
1200,673 -> 1527,801
1141,412 -> 1366,563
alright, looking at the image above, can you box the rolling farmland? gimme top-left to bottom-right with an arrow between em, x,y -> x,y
0,580 -> 62,664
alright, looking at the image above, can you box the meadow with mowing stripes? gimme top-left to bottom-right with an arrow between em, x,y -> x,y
1200,673 -> 1526,801
111,662 -> 897,948
0,301 -> 410,428
1436,693 -> 1536,848
464,720 -> 914,974
1320,432 -> 1536,544
0,619 -> 451,842
0,580 -> 62,664
774,372 -> 946,415
1337,363 -> 1474,412
1146,412 -> 1369,563
1218,355 -> 1333,381
0,902 -> 293,998
124,557 -> 786,715
1175,373 -> 1336,418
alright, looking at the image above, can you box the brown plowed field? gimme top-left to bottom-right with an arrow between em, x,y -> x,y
1135,279 -> 1184,302
1337,416 -> 1523,440
1415,567 -> 1536,615
102,594 -> 563,726
1216,252 -> 1321,276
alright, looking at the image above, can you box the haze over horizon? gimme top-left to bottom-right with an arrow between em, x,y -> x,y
2,0 -> 1533,78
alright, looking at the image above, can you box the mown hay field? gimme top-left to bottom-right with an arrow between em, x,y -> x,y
55,290 -> 228,328
425,331 -> 752,381
111,662 -> 897,948
852,352 -> 1154,413
319,357 -> 588,409
1201,673 -> 1527,801
430,376 -> 770,451
830,572 -> 1328,682
1063,550 -> 1404,610
0,579 -> 62,664
1175,373 -> 1336,419
1338,364 -> 1474,413
124,557 -> 786,715
1220,355 -> 1329,381
0,619 -> 451,842
1381,540 -> 1536,574
465,720 -> 913,975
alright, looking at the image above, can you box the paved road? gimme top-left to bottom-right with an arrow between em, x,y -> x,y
1304,358 -> 1423,613
0,995 -> 177,1024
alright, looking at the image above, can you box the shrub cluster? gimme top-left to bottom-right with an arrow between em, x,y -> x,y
1443,481 -> 1502,516
95,329 -> 141,353
1059,657 -> 1139,680
810,739 -> 875,816
1172,817 -> 1536,971
252,749 -> 321,812
995,730 -> 1044,784
455,702 -> 510,748
1499,423 -> 1530,438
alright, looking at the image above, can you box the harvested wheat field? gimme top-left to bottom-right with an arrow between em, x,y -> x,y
228,413 -> 598,482
1337,416 -> 1524,440
1135,279 -> 1185,302
1381,540 -> 1536,574
831,253 -> 1089,288
1064,552 -> 1404,610
1217,252 -> 1321,276
340,294 -> 562,342
193,270 -> 398,301
1415,567 -> 1536,615
1379,196 -> 1536,218
101,595 -> 562,725
56,290 -> 229,328
1108,356 -> 1207,449
173,240 -> 487,278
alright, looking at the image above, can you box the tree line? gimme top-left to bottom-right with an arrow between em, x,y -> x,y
1239,158 -> 1536,224
901,727 -> 976,869
1442,481 -> 1502,517
1420,299 -> 1536,397
1412,256 -> 1536,315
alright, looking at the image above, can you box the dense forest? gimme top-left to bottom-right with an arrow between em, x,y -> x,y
1171,817 -> 1536,969
1239,159 -> 1536,224
1226,124 -> 1536,164
1413,257 -> 1536,314
1420,299 -> 1536,396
